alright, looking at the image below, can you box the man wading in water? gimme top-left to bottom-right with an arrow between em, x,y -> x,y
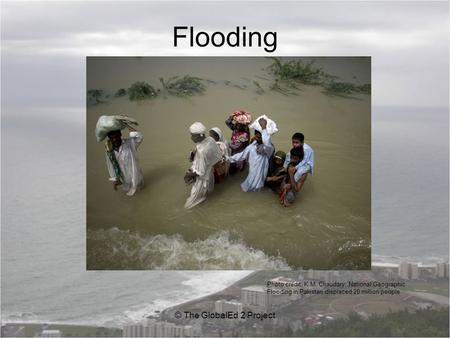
184,122 -> 222,209
105,128 -> 144,196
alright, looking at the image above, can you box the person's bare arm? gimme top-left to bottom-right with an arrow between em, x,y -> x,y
225,116 -> 235,130
184,170 -> 198,184
259,117 -> 267,130
259,118 -> 274,156
267,173 -> 285,182
294,174 -> 308,192
288,165 -> 297,187
273,174 -> 286,182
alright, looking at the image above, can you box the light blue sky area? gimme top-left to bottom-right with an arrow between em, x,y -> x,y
1,1 -> 449,112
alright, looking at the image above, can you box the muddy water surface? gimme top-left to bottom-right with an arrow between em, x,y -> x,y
86,57 -> 371,270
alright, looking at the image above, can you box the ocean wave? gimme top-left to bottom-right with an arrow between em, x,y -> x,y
102,272 -> 253,327
372,254 -> 449,266
180,271 -> 251,292
100,298 -> 181,327
1,311 -> 41,324
2,270 -> 253,328
87,228 -> 292,270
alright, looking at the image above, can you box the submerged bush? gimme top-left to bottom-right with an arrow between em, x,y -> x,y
253,80 -> 265,95
269,79 -> 301,96
268,57 -> 326,85
322,81 -> 371,97
268,57 -> 371,98
128,81 -> 158,100
357,83 -> 371,94
114,88 -> 127,97
159,75 -> 206,97
87,89 -> 105,104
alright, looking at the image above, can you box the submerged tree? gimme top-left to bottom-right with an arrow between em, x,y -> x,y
268,57 -> 326,85
87,89 -> 105,104
114,88 -> 127,97
127,81 -> 158,100
159,75 -> 206,97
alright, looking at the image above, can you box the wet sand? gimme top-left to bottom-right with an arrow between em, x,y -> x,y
86,57 -> 371,270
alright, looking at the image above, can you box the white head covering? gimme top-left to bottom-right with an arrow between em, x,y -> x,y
189,122 -> 207,134
249,115 -> 278,135
210,127 -> 225,142
210,127 -> 230,157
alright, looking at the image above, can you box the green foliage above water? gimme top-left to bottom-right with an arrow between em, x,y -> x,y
322,81 -> 372,97
253,80 -> 265,95
159,75 -> 206,97
128,81 -> 158,101
270,79 -> 300,96
87,59 -> 371,105
267,57 -> 371,98
87,89 -> 105,104
268,57 -> 326,85
357,83 -> 371,94
114,88 -> 127,97
299,307 -> 449,337
224,80 -> 247,90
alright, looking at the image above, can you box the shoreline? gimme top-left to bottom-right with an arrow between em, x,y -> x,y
3,266 -> 449,335
0,323 -> 122,337
1,272 -> 260,334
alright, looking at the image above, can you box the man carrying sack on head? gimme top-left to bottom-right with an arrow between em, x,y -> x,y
95,115 -> 144,196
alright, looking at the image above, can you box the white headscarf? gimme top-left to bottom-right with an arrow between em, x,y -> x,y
189,122 -> 207,134
210,127 -> 230,157
250,115 -> 278,135
211,127 -> 225,142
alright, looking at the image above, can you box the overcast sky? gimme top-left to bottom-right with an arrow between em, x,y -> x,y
1,1 -> 449,114
1,1 -> 449,290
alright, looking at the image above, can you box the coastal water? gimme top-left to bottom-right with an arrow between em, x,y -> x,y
372,106 -> 449,261
86,57 -> 372,270
1,114 -> 250,325
2,60 -> 448,327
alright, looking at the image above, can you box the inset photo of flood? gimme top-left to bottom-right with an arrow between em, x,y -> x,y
86,57 -> 371,270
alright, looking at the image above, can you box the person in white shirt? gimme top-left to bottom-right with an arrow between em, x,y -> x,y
283,132 -> 314,189
184,122 -> 222,209
280,132 -> 314,206
105,129 -> 144,196
227,118 -> 274,192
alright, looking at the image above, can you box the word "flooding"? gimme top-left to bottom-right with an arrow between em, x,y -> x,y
174,26 -> 277,53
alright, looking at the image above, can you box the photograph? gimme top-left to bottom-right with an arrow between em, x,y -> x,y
2,1 -> 448,337
86,57 -> 371,270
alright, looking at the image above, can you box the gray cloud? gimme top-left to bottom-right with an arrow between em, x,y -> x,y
2,2 -> 447,38
1,1 -> 449,110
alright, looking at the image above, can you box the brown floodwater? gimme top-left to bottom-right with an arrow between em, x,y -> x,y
86,57 -> 371,270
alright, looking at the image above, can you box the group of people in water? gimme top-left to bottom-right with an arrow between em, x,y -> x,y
101,110 -> 314,209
